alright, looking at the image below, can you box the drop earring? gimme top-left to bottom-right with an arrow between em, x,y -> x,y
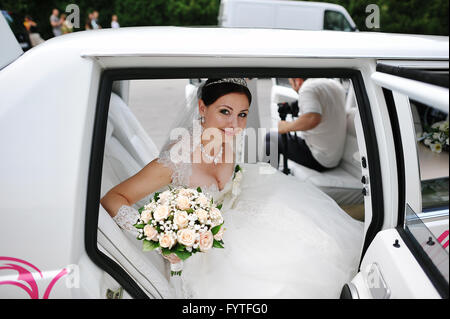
200,116 -> 205,124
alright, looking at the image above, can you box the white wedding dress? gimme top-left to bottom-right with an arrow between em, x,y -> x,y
158,148 -> 364,298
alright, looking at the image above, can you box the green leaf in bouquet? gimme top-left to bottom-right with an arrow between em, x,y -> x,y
174,243 -> 186,252
161,248 -> 172,256
197,187 -> 202,193
211,223 -> 223,235
217,203 -> 223,210
185,208 -> 194,213
138,206 -> 145,214
133,223 -> 145,229
154,192 -> 160,201
174,249 -> 192,261
213,239 -> 224,249
142,240 -> 159,251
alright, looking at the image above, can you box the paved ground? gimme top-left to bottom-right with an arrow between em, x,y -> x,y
127,78 -> 274,151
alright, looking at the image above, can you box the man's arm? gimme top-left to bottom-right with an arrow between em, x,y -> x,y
278,112 -> 322,134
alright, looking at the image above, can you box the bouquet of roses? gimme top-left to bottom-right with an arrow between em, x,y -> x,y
133,186 -> 225,276
419,120 -> 449,153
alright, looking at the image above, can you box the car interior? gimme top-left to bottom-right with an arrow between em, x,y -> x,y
97,77 -> 368,297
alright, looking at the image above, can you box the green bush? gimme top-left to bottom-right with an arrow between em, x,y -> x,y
1,0 -> 447,40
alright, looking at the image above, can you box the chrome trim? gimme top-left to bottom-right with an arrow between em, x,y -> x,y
417,208 -> 449,221
80,52 -> 450,60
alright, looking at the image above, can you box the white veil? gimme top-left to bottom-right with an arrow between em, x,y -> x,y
158,81 -> 203,157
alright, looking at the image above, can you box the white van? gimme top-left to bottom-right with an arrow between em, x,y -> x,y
218,0 -> 358,31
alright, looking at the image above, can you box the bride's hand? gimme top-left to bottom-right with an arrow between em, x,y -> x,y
163,253 -> 181,264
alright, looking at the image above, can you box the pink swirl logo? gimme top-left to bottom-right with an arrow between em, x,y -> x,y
0,256 -> 68,299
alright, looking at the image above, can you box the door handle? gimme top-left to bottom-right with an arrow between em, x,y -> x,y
365,263 -> 390,299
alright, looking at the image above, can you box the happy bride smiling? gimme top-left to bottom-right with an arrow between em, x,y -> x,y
101,78 -> 364,298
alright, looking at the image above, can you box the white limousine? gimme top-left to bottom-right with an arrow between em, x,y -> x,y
0,14 -> 448,299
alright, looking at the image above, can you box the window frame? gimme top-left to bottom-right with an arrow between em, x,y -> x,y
380,66 -> 449,298
85,67 -> 384,298
323,9 -> 354,32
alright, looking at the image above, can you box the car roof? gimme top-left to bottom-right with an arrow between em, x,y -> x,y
26,27 -> 450,60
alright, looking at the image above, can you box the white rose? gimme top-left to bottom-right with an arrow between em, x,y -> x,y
196,194 -> 209,207
173,211 -> 189,229
424,138 -> 432,146
140,210 -> 152,224
213,227 -> 225,241
143,225 -> 158,241
159,232 -> 176,249
199,230 -> 214,252
153,204 -> 170,221
177,228 -> 196,247
158,190 -> 171,204
195,208 -> 209,224
179,188 -> 192,197
176,195 -> 191,210
209,207 -> 223,226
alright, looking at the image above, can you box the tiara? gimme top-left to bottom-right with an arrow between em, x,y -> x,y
204,78 -> 248,88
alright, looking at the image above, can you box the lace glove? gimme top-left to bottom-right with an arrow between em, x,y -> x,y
112,205 -> 140,232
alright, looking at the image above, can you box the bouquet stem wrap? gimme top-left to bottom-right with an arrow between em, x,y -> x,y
170,261 -> 184,276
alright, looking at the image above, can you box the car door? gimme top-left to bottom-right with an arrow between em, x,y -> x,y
342,63 -> 449,299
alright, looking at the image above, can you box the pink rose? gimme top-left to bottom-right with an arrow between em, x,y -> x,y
196,193 -> 209,207
143,225 -> 158,241
179,188 -> 193,197
174,211 -> 189,229
158,190 -> 171,204
195,208 -> 209,224
176,196 -> 191,210
140,210 -> 152,224
159,232 -> 176,249
153,204 -> 169,221
199,230 -> 214,252
177,228 -> 196,247
209,207 -> 223,226
213,227 -> 225,241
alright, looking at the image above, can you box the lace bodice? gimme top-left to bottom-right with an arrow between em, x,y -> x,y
157,145 -> 240,209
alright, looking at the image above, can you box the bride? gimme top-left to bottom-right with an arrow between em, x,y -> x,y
100,78 -> 364,298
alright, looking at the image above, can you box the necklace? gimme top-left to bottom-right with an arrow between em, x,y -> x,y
200,143 -> 223,165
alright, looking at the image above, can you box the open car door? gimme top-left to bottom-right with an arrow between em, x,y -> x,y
343,64 -> 449,299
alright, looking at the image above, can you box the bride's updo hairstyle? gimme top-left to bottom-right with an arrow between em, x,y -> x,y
200,78 -> 252,106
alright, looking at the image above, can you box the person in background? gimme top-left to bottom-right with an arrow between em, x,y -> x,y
85,12 -> 93,30
60,14 -> 73,34
49,8 -> 62,37
91,10 -> 101,29
111,14 -> 120,28
266,77 -> 347,172
23,15 -> 44,47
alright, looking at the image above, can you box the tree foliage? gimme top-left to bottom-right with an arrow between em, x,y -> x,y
0,0 -> 447,40
319,0 -> 448,35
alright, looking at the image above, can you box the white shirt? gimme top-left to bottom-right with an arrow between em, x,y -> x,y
297,78 -> 347,168
111,21 -> 120,28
